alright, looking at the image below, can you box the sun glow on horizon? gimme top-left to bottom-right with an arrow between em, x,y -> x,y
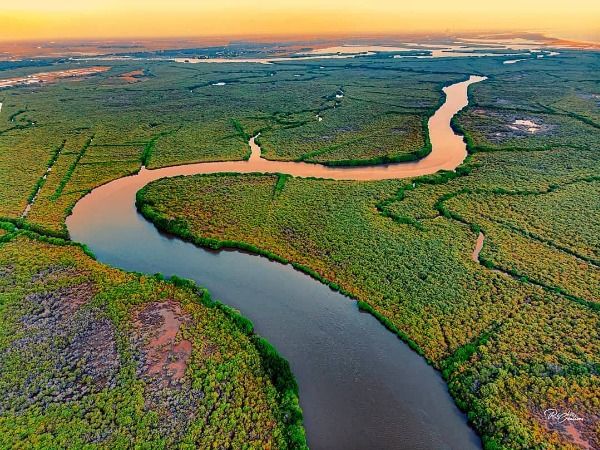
2,0 -> 599,43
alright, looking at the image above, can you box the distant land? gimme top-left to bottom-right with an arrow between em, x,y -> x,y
1,31 -> 598,60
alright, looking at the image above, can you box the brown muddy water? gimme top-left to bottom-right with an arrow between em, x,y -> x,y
472,232 -> 486,262
67,76 -> 485,449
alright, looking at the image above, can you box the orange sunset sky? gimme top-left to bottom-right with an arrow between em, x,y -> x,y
2,0 -> 599,43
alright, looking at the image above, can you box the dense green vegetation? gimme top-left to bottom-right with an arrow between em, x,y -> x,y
1,46 -> 599,448
0,52 -> 519,236
0,231 -> 306,448
136,51 -> 600,449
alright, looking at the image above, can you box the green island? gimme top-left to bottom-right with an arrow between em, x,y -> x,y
0,40 -> 598,449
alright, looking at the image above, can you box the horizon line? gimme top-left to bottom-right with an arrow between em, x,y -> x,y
1,30 -> 596,44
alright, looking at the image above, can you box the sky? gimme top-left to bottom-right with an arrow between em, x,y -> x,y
2,0 -> 599,43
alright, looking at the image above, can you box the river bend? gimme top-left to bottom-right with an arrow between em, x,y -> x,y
67,75 -> 485,449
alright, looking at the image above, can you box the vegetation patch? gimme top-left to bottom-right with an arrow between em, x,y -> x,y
0,234 -> 306,448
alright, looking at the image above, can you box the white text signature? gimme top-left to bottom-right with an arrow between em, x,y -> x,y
543,409 -> 583,424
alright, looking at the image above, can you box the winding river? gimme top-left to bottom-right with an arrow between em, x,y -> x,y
67,75 -> 485,449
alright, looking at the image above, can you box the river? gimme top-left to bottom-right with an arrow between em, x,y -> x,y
67,75 -> 485,449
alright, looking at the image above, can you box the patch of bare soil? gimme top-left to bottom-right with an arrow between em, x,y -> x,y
118,69 -> 147,83
0,283 -> 119,413
471,232 -> 485,262
471,109 -> 555,143
131,301 -> 203,439
534,407 -> 599,449
20,283 -> 92,328
132,300 -> 192,384
0,66 -> 109,89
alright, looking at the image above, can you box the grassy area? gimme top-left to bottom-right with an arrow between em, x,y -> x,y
0,232 -> 306,448
0,56 -> 468,235
443,181 -> 600,303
